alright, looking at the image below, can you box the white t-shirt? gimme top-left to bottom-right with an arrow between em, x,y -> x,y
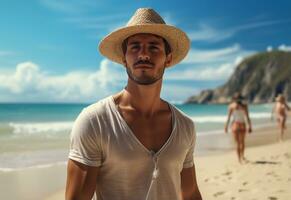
69,96 -> 196,200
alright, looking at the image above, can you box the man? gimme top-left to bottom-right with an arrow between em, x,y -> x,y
66,8 -> 202,200
272,94 -> 290,141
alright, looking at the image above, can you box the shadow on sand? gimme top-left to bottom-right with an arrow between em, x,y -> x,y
251,160 -> 281,165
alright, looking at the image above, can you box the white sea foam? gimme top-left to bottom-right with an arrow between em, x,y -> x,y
0,161 -> 67,172
249,112 -> 271,119
191,116 -> 227,123
9,121 -> 74,135
191,112 -> 270,123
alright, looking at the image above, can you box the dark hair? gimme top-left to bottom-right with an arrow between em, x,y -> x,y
121,35 -> 172,56
232,93 -> 244,105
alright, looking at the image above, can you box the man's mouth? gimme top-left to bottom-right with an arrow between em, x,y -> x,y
134,64 -> 153,69
134,61 -> 154,69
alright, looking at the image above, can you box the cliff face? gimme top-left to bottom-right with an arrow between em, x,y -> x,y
186,51 -> 291,104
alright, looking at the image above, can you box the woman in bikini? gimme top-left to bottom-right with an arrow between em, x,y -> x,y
225,93 -> 252,164
271,94 -> 290,141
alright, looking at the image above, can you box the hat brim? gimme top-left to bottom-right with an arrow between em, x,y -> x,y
98,24 -> 190,67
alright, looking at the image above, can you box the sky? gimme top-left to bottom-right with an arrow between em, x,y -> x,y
0,0 -> 291,103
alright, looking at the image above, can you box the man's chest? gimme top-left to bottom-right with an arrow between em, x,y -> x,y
121,110 -> 173,153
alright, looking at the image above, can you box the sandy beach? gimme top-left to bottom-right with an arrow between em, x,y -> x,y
1,123 -> 290,200
197,134 -> 291,200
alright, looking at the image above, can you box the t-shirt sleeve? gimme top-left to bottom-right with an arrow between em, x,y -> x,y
68,108 -> 102,167
182,121 -> 196,168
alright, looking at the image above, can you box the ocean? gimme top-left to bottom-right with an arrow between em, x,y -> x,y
0,101 -> 274,170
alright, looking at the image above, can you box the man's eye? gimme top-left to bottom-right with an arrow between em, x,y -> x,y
150,46 -> 159,51
150,46 -> 159,52
130,45 -> 139,50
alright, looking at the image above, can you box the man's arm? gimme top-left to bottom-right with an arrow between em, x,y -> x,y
181,165 -> 202,200
66,159 -> 100,200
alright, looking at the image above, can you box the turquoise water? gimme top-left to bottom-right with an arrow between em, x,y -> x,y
0,102 -> 274,169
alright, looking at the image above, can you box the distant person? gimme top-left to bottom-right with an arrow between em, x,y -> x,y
225,93 -> 252,164
271,94 -> 290,141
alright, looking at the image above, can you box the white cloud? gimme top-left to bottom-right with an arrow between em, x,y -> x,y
188,23 -> 234,42
167,45 -> 254,81
278,44 -> 291,52
0,43 -> 256,102
183,44 -> 252,64
166,63 -> 235,81
0,60 -> 126,102
267,46 -> 273,52
188,19 -> 291,42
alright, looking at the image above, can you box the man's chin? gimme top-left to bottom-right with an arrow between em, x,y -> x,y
130,75 -> 161,85
126,68 -> 163,85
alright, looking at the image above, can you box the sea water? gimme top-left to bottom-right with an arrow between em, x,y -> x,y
0,101 -> 274,170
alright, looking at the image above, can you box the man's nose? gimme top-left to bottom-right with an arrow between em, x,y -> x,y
138,47 -> 150,60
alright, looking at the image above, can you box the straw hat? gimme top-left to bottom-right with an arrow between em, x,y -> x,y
98,8 -> 190,67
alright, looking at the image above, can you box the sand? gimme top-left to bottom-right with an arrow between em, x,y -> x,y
196,139 -> 291,200
1,124 -> 291,200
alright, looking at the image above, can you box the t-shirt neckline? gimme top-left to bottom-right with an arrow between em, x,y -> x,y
108,95 -> 177,156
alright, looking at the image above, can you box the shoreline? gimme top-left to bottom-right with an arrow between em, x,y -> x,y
195,120 -> 291,156
0,122 -> 290,200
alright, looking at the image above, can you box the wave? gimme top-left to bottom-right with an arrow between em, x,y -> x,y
0,161 -> 67,172
8,121 -> 74,135
191,112 -> 271,123
249,112 -> 271,119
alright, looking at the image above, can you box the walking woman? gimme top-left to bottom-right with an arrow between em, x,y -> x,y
225,93 -> 252,163
271,94 -> 290,141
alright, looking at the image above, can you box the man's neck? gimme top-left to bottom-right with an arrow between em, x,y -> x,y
116,79 -> 165,117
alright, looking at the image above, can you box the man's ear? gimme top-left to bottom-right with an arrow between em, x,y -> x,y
165,53 -> 172,67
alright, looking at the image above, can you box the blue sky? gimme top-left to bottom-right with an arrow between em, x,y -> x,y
0,0 -> 291,103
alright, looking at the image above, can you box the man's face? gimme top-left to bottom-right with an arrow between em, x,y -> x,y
123,33 -> 172,85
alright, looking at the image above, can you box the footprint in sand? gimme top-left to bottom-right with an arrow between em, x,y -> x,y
222,171 -> 232,176
238,189 -> 248,192
268,197 -> 278,200
242,181 -> 248,186
266,172 -> 274,176
230,197 -> 236,200
204,178 -> 209,182
213,191 -> 225,197
284,153 -> 290,158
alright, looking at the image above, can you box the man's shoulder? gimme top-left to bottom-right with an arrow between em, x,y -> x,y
168,103 -> 196,141
83,96 -> 112,117
169,103 -> 194,126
